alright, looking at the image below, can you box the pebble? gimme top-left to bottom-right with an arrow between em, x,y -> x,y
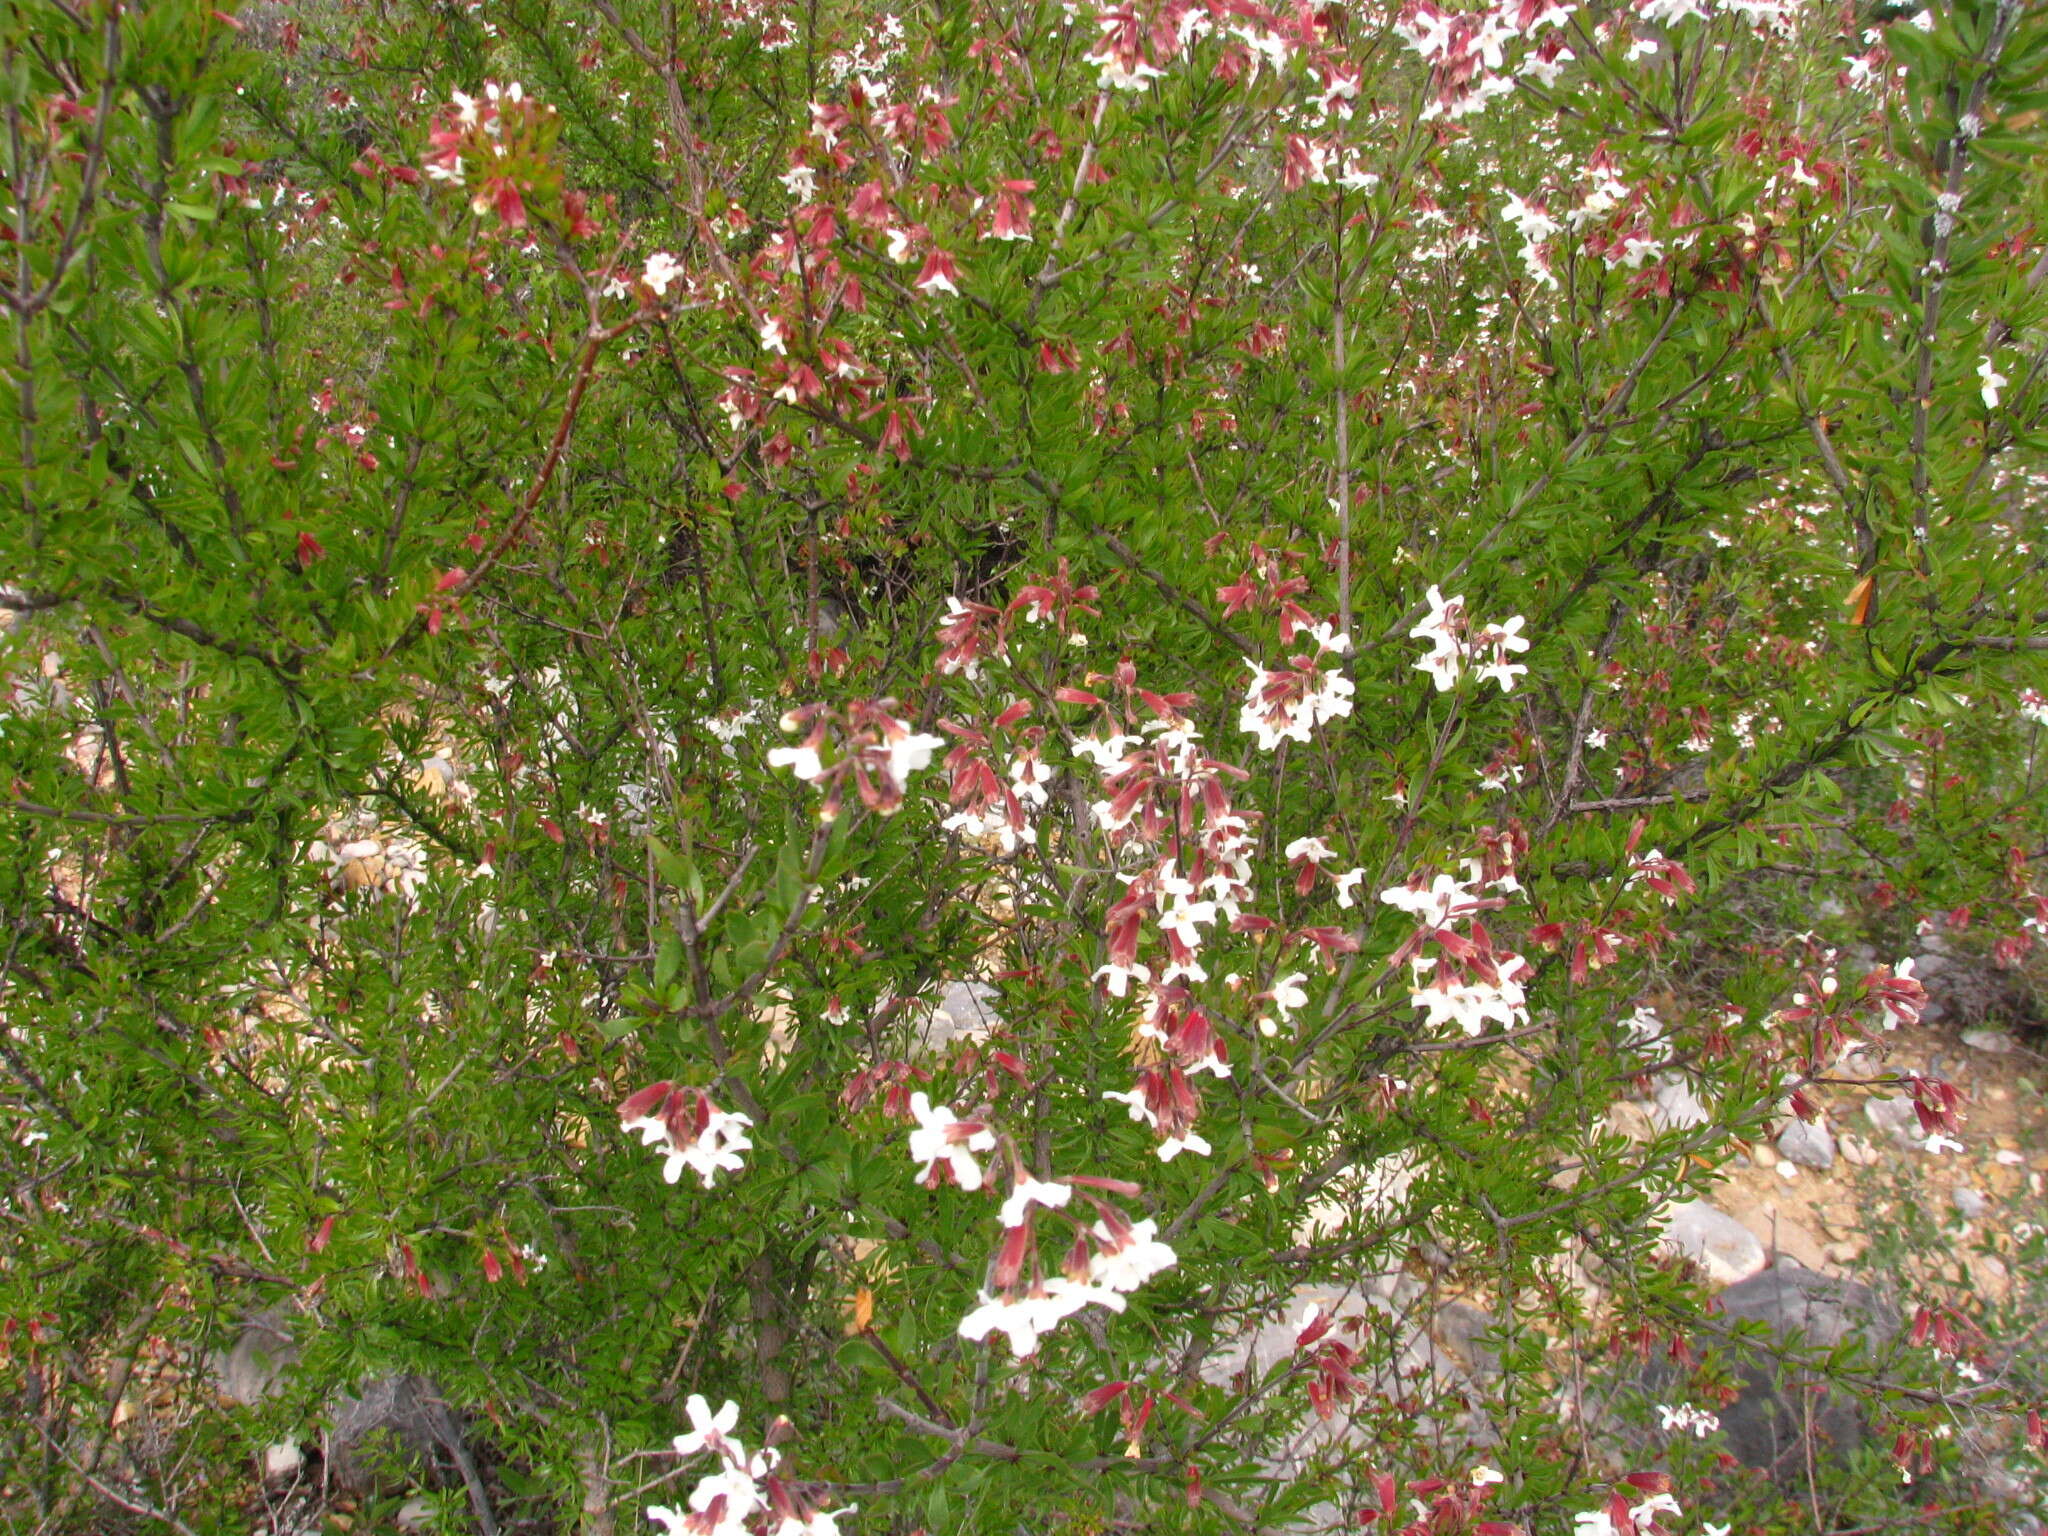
1752,1142 -> 1777,1168
1961,1029 -> 2016,1054
1953,1185 -> 1990,1220
1837,1132 -> 1881,1167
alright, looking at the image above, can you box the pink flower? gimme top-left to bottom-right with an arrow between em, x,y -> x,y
913,250 -> 961,296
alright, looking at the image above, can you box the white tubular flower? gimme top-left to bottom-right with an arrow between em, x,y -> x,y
642,251 -> 684,297
1103,1087 -> 1158,1128
907,1092 -> 996,1190
1088,1218 -> 1177,1291
672,1395 -> 741,1458
1978,357 -> 2006,410
998,1176 -> 1072,1228
957,1292 -> 1050,1356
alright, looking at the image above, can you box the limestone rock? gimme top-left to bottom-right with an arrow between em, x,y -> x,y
1651,1075 -> 1709,1131
917,979 -> 1003,1050
1864,1094 -> 1921,1147
214,1303 -> 300,1407
1658,1200 -> 1767,1286
1704,1262 -> 1898,1484
1776,1117 -> 1835,1171
325,1375 -> 465,1496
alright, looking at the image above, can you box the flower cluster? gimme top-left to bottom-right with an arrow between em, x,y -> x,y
769,700 -> 944,820
937,703 -> 1051,854
1383,861 -> 1533,1038
1409,585 -> 1530,693
1396,0 -> 1576,120
932,558 -> 1100,678
647,1396 -> 848,1536
620,1082 -> 755,1188
957,1166 -> 1177,1357
1238,623 -> 1355,750
419,81 -> 592,239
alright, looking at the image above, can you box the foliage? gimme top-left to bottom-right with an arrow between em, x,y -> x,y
3,0 -> 2047,1530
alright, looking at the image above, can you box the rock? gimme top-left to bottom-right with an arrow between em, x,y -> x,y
1865,1095 -> 1921,1146
1757,1212 -> 1830,1273
1651,1075 -> 1709,1131
1837,1132 -> 1881,1167
1777,1118 -> 1836,1170
214,1303 -> 300,1406
1830,1049 -> 1887,1082
1825,1240 -> 1862,1265
918,979 -> 1003,1050
262,1440 -> 305,1480
325,1375 -> 465,1496
1431,1301 -> 1501,1380
1658,1200 -> 1767,1286
1967,1253 -> 2011,1301
1752,1142 -> 1778,1169
1605,1101 -> 1655,1142
1704,1263 -> 1899,1484
1953,1185 -> 1990,1220
1962,1029 -> 2017,1055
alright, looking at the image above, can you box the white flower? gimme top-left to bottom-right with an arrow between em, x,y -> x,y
1502,192 -> 1559,243
759,315 -> 789,354
1409,585 -> 1466,691
1157,1130 -> 1211,1160
1093,959 -> 1152,998
673,1395 -> 741,1458
773,1509 -> 853,1536
907,1092 -> 995,1190
1103,1087 -> 1157,1127
1979,356 -> 2007,410
1088,1218 -> 1177,1290
642,251 -> 684,297
766,742 -> 825,782
1658,1401 -> 1722,1438
688,1463 -> 763,1528
999,1177 -> 1072,1228
957,1294 -> 1045,1355
1333,867 -> 1367,907
1072,732 -> 1142,770
665,1108 -> 754,1188
1285,836 -> 1336,863
780,162 -> 818,201
1379,870 -> 1478,928
1471,1465 -> 1504,1486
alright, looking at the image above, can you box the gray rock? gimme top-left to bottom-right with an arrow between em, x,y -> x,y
1432,1302 -> 1501,1381
214,1303 -> 300,1406
1704,1262 -> 1899,1484
1865,1094 -> 1921,1146
917,979 -> 1004,1050
1953,1185 -> 1990,1220
325,1375 -> 465,1496
1651,1075 -> 1709,1131
1658,1200 -> 1767,1287
1776,1117 -> 1835,1171
1962,1029 -> 2017,1055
